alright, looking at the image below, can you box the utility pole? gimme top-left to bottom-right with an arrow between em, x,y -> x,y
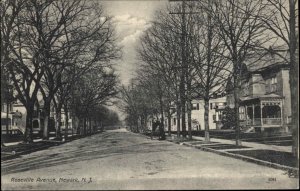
180,0 -> 187,138
169,0 -> 187,139
169,0 -> 198,139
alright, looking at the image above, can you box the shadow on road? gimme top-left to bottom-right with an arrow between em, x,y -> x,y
2,131 -> 174,175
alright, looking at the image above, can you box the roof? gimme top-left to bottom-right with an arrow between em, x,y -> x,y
244,49 -> 289,73
240,93 -> 283,104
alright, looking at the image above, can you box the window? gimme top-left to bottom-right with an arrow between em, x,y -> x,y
265,79 -> 270,93
271,85 -> 277,92
173,118 -> 176,126
213,115 -> 216,121
10,104 -> 13,112
192,104 -> 197,110
192,103 -> 200,110
210,103 -> 213,109
271,77 -> 277,92
271,77 -> 277,84
239,107 -> 245,120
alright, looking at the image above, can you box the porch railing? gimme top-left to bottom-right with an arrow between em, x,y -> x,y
253,118 -> 261,125
241,118 -> 282,126
262,118 -> 281,125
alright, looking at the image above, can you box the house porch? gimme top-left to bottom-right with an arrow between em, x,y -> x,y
240,95 -> 284,132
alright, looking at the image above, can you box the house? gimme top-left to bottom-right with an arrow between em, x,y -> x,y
1,101 -> 24,132
1,99 -> 76,136
227,51 -> 291,132
169,96 -> 227,131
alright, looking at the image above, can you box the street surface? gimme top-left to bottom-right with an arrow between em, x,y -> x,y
1,128 -> 298,190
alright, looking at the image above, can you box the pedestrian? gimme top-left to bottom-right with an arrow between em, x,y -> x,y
151,119 -> 157,140
158,119 -> 166,140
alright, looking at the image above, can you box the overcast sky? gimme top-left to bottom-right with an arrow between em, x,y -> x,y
100,0 -> 169,120
102,0 -> 168,86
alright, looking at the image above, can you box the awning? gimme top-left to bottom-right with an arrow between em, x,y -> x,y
240,94 -> 283,105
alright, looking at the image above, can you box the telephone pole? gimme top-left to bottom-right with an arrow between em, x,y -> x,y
169,0 -> 198,139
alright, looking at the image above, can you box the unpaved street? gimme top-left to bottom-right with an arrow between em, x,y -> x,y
1,129 -> 298,190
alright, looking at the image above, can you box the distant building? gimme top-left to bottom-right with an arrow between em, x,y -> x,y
169,96 -> 227,132
1,99 -> 76,135
1,103 -> 15,132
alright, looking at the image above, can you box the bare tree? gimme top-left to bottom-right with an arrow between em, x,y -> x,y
138,6 -> 188,138
119,83 -> 144,132
190,1 -> 231,143
73,69 -> 118,136
259,0 -> 298,158
205,0 -> 266,145
24,0 -> 120,140
1,0 -> 45,143
1,0 -> 120,142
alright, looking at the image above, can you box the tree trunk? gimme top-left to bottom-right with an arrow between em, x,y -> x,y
78,118 -> 82,135
83,117 -> 87,135
89,117 -> 92,135
55,103 -> 62,141
187,94 -> 192,140
6,102 -> 9,135
144,114 -> 148,133
136,118 -> 139,133
64,105 -> 69,140
176,100 -> 181,138
24,104 -> 34,143
167,109 -> 171,136
204,98 -> 210,143
159,97 -> 164,131
234,75 -> 241,146
71,114 -> 74,136
181,93 -> 186,138
43,99 -> 51,140
289,0 -> 298,162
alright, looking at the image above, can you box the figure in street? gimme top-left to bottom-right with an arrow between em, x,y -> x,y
151,119 -> 157,140
158,119 -> 166,140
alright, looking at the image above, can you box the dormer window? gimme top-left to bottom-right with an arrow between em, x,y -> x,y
271,77 -> 277,84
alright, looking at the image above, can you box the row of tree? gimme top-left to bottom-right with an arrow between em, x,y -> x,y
120,0 -> 298,158
1,0 -> 121,142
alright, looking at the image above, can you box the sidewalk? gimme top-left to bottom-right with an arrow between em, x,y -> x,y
190,135 -> 292,153
1,134 -> 82,161
164,134 -> 298,177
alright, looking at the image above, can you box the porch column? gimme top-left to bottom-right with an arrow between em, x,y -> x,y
245,105 -> 248,124
280,101 -> 283,127
252,104 -> 255,125
260,102 -> 264,132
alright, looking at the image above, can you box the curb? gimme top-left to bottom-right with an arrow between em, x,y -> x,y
179,141 -> 299,174
1,132 -> 103,161
163,138 -> 298,174
1,143 -> 59,161
1,134 -> 85,161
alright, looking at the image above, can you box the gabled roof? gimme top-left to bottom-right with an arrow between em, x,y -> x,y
244,49 -> 289,73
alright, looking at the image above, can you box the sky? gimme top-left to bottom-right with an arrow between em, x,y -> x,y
101,0 -> 169,120
102,0 -> 168,86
